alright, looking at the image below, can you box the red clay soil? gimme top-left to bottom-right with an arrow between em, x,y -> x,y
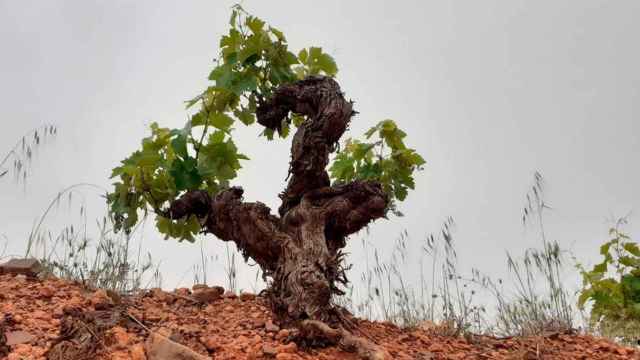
0,273 -> 637,360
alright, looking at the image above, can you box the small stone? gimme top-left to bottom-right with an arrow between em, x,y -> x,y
276,342 -> 297,354
110,350 -> 131,360
234,335 -> 250,349
193,287 -> 223,303
145,332 -> 208,360
222,290 -> 237,299
32,310 -> 50,321
247,345 -> 264,360
10,343 -> 34,357
175,287 -> 191,297
144,308 -> 165,322
428,343 -> 446,353
130,344 -> 147,360
192,284 -> 209,291
276,329 -> 290,341
0,258 -> 42,277
263,344 -> 278,356
200,335 -> 219,351
252,319 -> 265,329
39,286 -> 55,299
149,288 -> 173,304
90,289 -> 114,310
616,347 -> 634,355
265,320 -> 280,333
210,285 -> 224,294
5,331 -> 35,346
109,326 -> 130,348
239,292 -> 256,301
65,295 -> 84,309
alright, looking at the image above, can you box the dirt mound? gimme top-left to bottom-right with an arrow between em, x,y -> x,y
0,273 -> 637,359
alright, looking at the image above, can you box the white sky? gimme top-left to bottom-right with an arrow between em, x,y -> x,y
1,1 -> 638,300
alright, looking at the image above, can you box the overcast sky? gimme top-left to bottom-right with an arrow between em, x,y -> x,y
1,0 -> 638,299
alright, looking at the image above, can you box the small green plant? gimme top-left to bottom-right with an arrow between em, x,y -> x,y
578,217 -> 640,343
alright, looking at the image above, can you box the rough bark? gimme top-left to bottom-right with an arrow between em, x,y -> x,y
256,76 -> 356,216
167,188 -> 283,275
165,76 -> 389,359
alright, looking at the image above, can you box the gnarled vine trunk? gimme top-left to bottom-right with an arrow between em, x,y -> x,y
166,77 -> 388,355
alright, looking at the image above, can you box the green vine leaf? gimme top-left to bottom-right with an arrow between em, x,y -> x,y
209,112 -> 235,131
170,157 -> 202,191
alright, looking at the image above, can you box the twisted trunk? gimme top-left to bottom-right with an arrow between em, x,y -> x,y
166,76 -> 388,357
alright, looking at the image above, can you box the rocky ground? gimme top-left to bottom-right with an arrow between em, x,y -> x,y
0,271 -> 638,359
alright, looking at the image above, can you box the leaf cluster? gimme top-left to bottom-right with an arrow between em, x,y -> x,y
577,219 -> 640,341
329,120 -> 425,216
199,5 -> 337,140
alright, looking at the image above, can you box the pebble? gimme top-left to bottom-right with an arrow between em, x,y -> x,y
110,326 -> 131,348
5,331 -> 35,346
130,344 -> 146,360
222,290 -> 238,299
276,342 -> 298,354
39,285 -> 55,299
276,329 -> 290,341
0,258 -> 42,277
174,287 -> 191,297
192,283 -> 209,291
201,335 -> 219,351
239,292 -> 256,301
91,289 -> 114,310
263,344 -> 278,356
265,320 -> 280,332
193,287 -> 223,303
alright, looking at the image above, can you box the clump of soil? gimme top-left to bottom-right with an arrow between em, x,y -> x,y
0,273 -> 637,359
